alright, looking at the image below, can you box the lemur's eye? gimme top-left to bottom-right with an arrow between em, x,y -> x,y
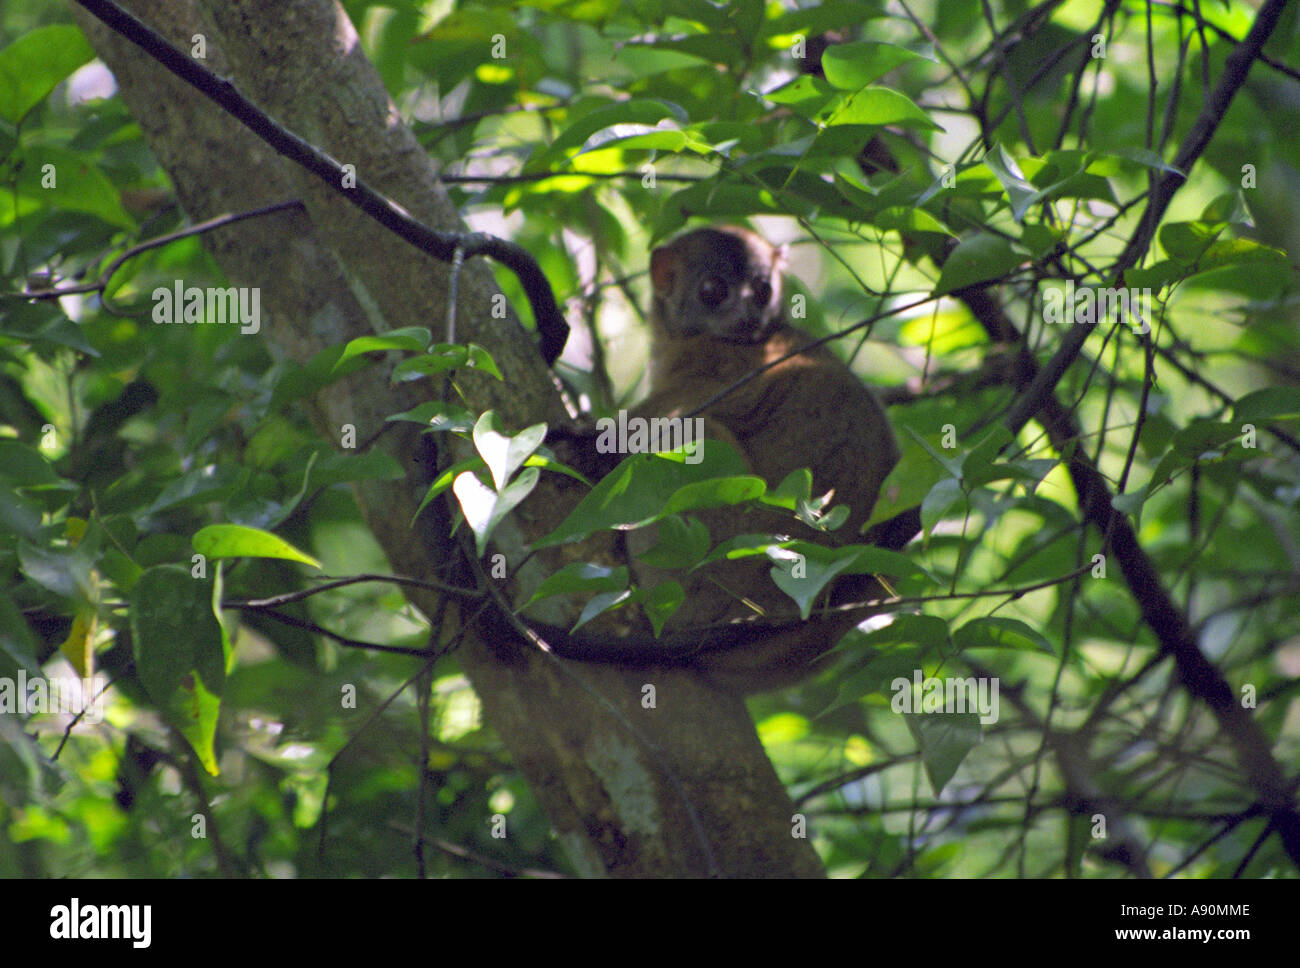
698,276 -> 728,307
751,278 -> 772,305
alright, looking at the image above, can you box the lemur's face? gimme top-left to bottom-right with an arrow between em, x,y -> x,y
650,228 -> 785,343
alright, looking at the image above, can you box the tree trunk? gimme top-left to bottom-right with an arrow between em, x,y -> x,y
73,0 -> 824,877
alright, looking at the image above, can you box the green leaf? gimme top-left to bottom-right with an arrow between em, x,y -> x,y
14,146 -> 135,230
526,562 -> 629,607
872,205 -> 952,238
831,613 -> 952,654
518,0 -> 619,23
0,302 -> 101,357
821,41 -> 932,90
767,2 -> 889,41
0,486 -> 42,542
578,122 -> 690,155
962,441 -> 1055,489
0,25 -> 95,124
921,477 -> 967,533
1019,222 -> 1063,259
571,588 -> 636,632
662,475 -> 766,515
169,663 -> 223,777
333,327 -> 431,371
1023,154 -> 1117,208
0,591 -> 42,680
529,99 -> 687,170
1098,146 -> 1183,176
768,545 -> 857,619
1201,191 -> 1251,225
272,345 -> 369,406
18,541 -> 96,601
1196,238 -> 1289,272
1144,418 -> 1252,495
1111,485 -> 1150,526
1006,458 -> 1057,492
637,515 -> 711,569
129,566 -> 227,775
386,401 -> 477,433
623,38 -> 736,69
521,452 -> 592,487
982,145 -> 1039,222
951,616 -> 1054,654
904,426 -> 964,479
535,442 -> 749,547
761,75 -> 836,117
98,547 -> 143,595
907,712 -> 982,794
822,642 -> 926,713
834,544 -> 932,581
472,412 -> 548,491
959,426 -> 1013,480
826,87 -> 935,128
804,501 -> 850,531
613,43 -> 710,79
0,440 -> 63,488
1171,419 -> 1242,457
643,581 -> 684,636
765,541 -> 919,620
934,233 -> 1021,293
1160,221 -> 1221,265
655,181 -> 787,238
391,343 -> 503,381
764,468 -> 813,511
668,0 -> 739,30
453,466 -> 540,556
192,524 -> 321,568
306,451 -> 405,488
460,342 -> 504,379
1122,261 -> 1181,292
700,533 -> 791,566
865,433 -> 951,531
415,455 -> 485,519
833,171 -> 883,215
1235,388 -> 1300,423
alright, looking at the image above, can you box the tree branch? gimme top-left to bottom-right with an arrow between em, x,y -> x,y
960,287 -> 1300,865
72,0 -> 569,365
1002,0 -> 1288,435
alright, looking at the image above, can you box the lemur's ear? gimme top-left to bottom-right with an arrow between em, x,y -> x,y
770,242 -> 789,277
649,242 -> 682,296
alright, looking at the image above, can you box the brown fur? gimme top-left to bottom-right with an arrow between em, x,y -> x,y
625,227 -> 900,690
